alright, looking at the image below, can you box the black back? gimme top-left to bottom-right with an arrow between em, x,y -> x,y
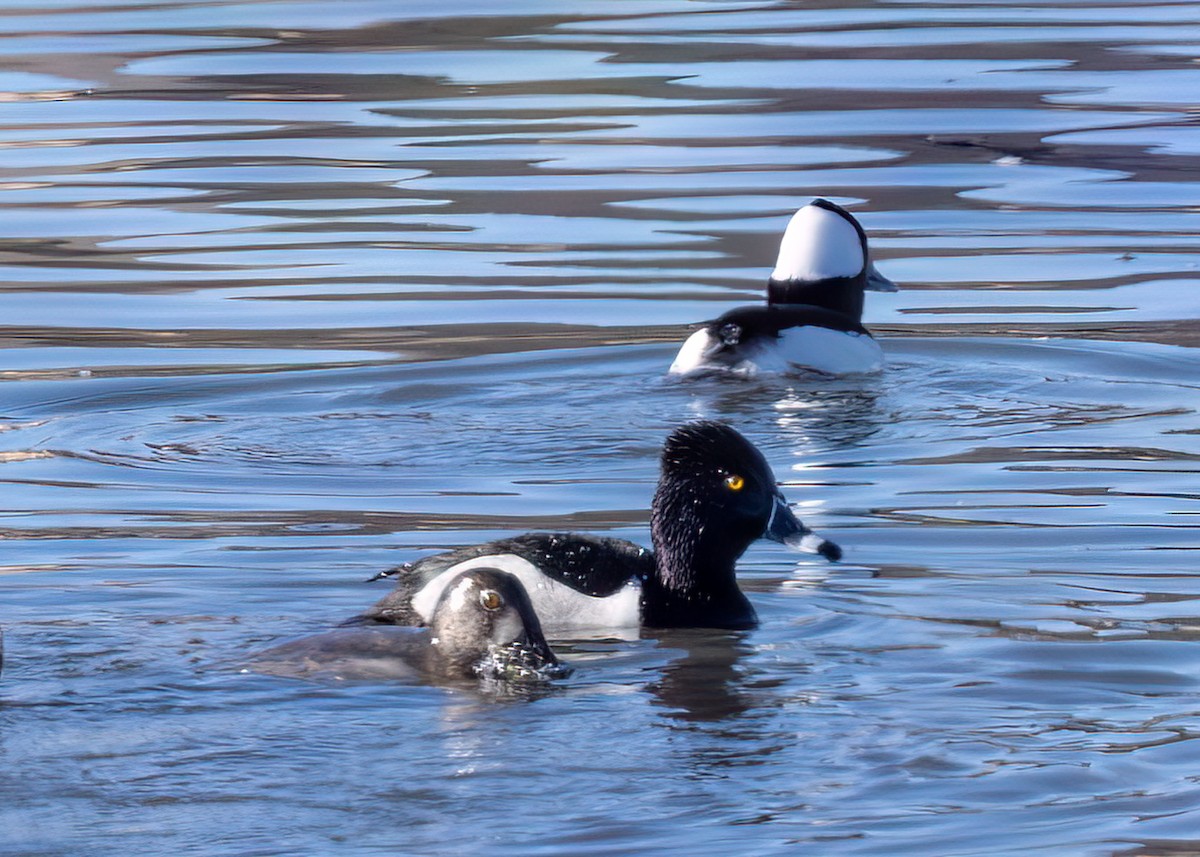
705,304 -> 870,344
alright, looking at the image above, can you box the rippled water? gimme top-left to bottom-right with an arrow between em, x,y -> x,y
2,1 -> 1200,854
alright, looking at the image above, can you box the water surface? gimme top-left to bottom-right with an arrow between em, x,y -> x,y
2,1 -> 1200,854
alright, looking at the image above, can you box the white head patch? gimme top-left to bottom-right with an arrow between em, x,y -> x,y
770,203 -> 864,282
444,574 -> 476,612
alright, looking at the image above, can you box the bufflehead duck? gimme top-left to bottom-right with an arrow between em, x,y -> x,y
670,198 -> 897,377
249,568 -> 567,683
355,421 -> 841,635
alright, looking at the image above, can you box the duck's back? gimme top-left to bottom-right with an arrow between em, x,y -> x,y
360,533 -> 655,636
247,626 -> 430,681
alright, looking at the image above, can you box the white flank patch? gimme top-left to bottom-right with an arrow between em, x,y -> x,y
770,326 -> 883,375
671,325 -> 882,377
771,204 -> 864,282
411,553 -> 642,639
669,328 -> 718,376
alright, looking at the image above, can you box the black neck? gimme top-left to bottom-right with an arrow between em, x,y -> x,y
767,275 -> 864,320
640,573 -> 756,630
648,495 -> 758,630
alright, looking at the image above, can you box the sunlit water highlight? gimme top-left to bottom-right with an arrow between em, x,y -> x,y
2,1 -> 1200,854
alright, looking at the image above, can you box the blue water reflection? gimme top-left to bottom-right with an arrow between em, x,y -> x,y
3,0 -> 1200,854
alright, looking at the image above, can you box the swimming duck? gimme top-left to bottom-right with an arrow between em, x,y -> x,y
248,568 -> 567,683
355,421 -> 841,635
670,198 -> 897,377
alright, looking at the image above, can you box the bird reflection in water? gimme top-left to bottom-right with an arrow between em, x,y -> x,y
646,628 -> 764,723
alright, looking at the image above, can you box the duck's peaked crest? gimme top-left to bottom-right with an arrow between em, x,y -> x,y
766,198 -> 897,316
660,420 -> 768,479
770,198 -> 865,284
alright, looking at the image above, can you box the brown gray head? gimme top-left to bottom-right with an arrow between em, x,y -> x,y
428,568 -> 568,682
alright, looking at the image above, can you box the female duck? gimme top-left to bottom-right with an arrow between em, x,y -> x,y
355,421 -> 841,635
249,567 -> 567,683
670,198 -> 897,377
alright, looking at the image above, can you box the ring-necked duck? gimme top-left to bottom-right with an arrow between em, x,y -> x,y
248,568 -> 568,683
354,421 -> 841,635
670,198 -> 897,377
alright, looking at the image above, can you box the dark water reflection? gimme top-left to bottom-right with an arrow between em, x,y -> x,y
646,629 -> 762,723
3,0 -> 1200,854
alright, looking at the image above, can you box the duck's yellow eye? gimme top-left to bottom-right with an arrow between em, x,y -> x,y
725,474 -> 745,492
479,590 -> 504,611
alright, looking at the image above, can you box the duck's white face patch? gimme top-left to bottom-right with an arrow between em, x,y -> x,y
669,328 -> 719,376
412,554 -> 642,641
771,204 -> 864,282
